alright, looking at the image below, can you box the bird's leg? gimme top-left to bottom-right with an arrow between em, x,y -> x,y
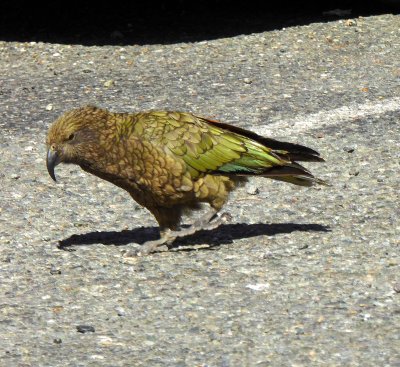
184,207 -> 233,235
125,208 -> 231,256
191,207 -> 220,229
125,236 -> 170,257
163,207 -> 232,241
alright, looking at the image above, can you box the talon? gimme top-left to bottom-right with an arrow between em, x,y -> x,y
123,239 -> 171,256
161,229 -> 176,243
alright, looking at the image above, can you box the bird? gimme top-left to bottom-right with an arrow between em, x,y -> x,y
46,106 -> 327,255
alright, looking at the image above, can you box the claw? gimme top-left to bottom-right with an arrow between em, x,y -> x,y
123,241 -> 169,257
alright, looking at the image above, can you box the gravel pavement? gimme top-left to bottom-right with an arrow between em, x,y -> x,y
0,14 -> 399,367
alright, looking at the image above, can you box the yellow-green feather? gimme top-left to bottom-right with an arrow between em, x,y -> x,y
107,110 -> 323,184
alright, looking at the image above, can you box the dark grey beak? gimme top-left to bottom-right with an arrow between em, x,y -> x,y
46,148 -> 60,182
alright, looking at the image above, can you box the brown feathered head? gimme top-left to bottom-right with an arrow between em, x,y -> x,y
46,106 -> 108,181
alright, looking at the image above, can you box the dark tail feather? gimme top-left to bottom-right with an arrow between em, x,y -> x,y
261,165 -> 329,187
203,118 -> 324,162
225,164 -> 329,186
258,137 -> 324,162
267,174 -> 329,187
203,117 -> 328,186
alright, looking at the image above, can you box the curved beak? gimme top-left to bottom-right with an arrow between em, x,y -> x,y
46,148 -> 61,182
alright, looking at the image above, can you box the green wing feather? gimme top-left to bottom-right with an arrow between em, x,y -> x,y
133,111 -> 327,186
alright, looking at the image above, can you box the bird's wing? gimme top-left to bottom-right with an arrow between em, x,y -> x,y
139,112 -> 290,179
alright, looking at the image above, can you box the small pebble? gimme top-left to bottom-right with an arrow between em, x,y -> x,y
343,146 -> 356,153
76,325 -> 95,333
103,80 -> 115,88
11,174 -> 20,179
344,19 -> 357,27
393,283 -> 400,293
50,266 -> 61,275
115,306 -> 126,316
53,338 -> 62,344
45,104 -> 53,111
246,283 -> 270,291
2,256 -> 12,263
246,184 -> 259,195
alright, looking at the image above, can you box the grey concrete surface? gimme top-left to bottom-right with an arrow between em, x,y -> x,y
0,14 -> 399,367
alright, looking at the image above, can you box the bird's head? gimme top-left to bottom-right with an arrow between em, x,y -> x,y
46,106 -> 108,181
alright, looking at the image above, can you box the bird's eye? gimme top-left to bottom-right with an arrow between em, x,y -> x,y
67,133 -> 75,141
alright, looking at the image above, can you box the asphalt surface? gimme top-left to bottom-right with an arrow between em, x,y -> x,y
0,13 -> 399,367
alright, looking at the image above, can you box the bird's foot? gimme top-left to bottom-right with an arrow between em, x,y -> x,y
123,212 -> 232,257
171,211 -> 232,240
123,239 -> 170,257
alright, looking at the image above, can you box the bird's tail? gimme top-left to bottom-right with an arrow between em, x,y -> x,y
205,119 -> 328,187
259,164 -> 329,187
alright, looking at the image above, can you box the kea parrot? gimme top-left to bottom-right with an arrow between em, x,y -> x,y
46,106 -> 327,255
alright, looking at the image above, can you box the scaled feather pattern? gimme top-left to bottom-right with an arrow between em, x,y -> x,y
46,106 -> 327,255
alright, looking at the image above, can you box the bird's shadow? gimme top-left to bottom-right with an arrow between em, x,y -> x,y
58,222 -> 330,252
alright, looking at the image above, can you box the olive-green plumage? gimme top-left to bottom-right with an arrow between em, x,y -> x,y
46,106 -> 327,255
